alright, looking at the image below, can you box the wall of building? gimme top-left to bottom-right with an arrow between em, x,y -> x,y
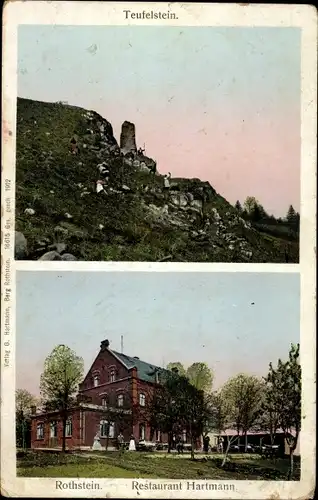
31,409 -> 82,449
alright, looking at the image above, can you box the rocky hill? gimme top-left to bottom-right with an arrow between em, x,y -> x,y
15,98 -> 299,262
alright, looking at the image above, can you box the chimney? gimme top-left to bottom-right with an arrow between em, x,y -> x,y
100,339 -> 110,351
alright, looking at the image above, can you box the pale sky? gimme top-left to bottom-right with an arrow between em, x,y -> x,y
18,25 -> 300,217
16,271 -> 300,396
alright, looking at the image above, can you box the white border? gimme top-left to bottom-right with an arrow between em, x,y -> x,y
1,2 -> 317,498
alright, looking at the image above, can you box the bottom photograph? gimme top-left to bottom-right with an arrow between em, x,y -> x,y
16,270 -> 301,481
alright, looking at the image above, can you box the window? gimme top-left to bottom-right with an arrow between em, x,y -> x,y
155,430 -> 161,442
50,421 -> 57,438
182,430 -> 187,442
93,375 -> 99,387
65,418 -> 72,437
139,424 -> 145,441
101,397 -> 107,407
139,393 -> 146,406
110,370 -> 116,383
36,423 -> 44,439
117,394 -> 124,407
100,420 -> 115,438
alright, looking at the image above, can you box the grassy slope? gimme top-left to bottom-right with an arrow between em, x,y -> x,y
17,451 -> 300,480
15,98 -> 299,262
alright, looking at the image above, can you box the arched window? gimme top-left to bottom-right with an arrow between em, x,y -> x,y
117,394 -> 124,407
101,397 -> 108,407
93,375 -> 99,387
110,370 -> 116,383
139,393 -> 146,406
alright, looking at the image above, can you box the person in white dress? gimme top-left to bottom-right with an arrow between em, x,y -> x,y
128,435 -> 136,451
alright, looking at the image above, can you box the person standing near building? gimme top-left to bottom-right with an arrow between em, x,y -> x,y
128,434 -> 136,451
203,435 -> 210,453
117,432 -> 124,450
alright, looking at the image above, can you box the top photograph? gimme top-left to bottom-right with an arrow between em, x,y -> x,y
15,25 -> 300,263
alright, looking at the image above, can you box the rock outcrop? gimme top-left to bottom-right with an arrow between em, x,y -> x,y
15,231 -> 28,259
120,121 -> 137,156
14,97 -> 299,263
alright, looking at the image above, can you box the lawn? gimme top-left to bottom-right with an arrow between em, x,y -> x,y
17,451 -> 300,480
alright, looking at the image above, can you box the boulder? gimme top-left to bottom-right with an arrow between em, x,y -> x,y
61,253 -> 77,261
120,121 -> 137,155
38,251 -> 62,261
48,243 -> 67,254
24,208 -> 35,215
15,231 -> 28,259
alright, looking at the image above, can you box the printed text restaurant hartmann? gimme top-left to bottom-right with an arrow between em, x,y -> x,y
123,10 -> 178,20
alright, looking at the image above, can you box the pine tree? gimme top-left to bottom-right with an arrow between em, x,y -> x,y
235,200 -> 242,212
286,205 -> 297,223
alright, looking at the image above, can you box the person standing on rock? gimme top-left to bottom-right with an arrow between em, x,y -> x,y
163,172 -> 171,189
70,137 -> 79,155
163,173 -> 171,200
96,179 -> 106,194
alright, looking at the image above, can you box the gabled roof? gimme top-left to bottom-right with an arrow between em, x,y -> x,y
111,350 -> 166,383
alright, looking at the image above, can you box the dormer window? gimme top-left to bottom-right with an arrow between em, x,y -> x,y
117,394 -> 124,407
110,370 -> 116,383
93,375 -> 99,387
139,393 -> 146,407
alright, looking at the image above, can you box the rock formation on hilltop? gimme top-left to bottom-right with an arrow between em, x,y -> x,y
120,121 -> 137,156
14,98 -> 299,262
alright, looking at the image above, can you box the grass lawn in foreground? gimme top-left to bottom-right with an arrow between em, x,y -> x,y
17,451 -> 300,480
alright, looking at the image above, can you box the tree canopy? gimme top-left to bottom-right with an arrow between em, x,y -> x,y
40,344 -> 84,451
221,373 -> 265,438
264,343 -> 301,479
16,389 -> 38,416
145,370 -> 213,458
166,361 -> 213,393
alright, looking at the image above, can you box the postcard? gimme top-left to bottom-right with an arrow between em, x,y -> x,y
3,3 -> 316,265
1,1 -> 317,499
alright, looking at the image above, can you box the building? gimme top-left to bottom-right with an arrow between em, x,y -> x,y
30,339 -> 169,450
213,429 -> 300,457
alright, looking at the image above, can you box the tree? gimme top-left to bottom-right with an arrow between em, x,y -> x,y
243,196 -> 259,215
40,344 -> 84,452
286,205 -> 297,223
235,200 -> 242,212
186,362 -> 213,393
145,370 -> 213,459
264,343 -> 301,480
16,389 -> 38,415
222,373 -> 265,450
167,361 -> 213,392
166,362 -> 186,376
258,384 -> 280,449
16,389 -> 38,449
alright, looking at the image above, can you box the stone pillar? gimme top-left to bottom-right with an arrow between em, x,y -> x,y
120,121 -> 137,156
